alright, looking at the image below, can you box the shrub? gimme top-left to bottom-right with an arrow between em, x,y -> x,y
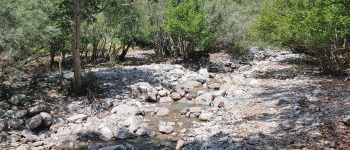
248,0 -> 350,73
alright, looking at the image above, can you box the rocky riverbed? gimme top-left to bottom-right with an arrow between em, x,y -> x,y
0,49 -> 349,150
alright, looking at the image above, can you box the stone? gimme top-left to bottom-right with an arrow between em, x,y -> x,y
6,110 -> 28,119
199,113 -> 213,121
129,82 -> 158,102
0,109 -> 6,117
195,76 -> 207,84
22,129 -> 39,142
32,141 -> 45,147
189,107 -> 202,113
182,81 -> 202,92
39,112 -> 52,127
211,96 -> 227,108
185,94 -> 193,100
10,134 -> 21,142
158,121 -> 174,134
171,92 -> 182,101
9,94 -> 26,105
176,139 -> 185,150
114,130 -> 136,140
7,119 -> 24,129
212,90 -> 227,97
111,105 -> 140,116
195,93 -> 214,106
26,114 -> 43,130
199,69 -> 209,79
136,127 -> 153,136
180,108 -> 189,115
16,144 -> 30,150
28,105 -> 46,115
208,83 -> 221,90
98,145 -> 126,150
158,90 -> 170,97
156,107 -> 170,117
0,119 -> 6,131
67,114 -> 87,123
159,97 -> 173,103
99,127 -> 113,141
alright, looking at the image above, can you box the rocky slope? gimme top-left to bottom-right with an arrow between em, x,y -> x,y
0,49 -> 349,150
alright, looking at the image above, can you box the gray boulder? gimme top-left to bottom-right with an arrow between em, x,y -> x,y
171,92 -> 182,101
22,129 -> 39,142
99,127 -> 113,141
136,127 -> 153,136
39,112 -> 53,127
111,104 -> 140,116
26,114 -> 43,130
28,105 -> 46,115
0,119 -> 6,131
159,97 -> 173,103
129,82 -> 158,102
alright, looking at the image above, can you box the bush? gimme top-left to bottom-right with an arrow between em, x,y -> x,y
248,0 -> 350,73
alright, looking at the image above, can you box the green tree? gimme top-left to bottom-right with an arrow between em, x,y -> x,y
248,0 -> 350,72
164,0 -> 210,59
0,0 -> 57,59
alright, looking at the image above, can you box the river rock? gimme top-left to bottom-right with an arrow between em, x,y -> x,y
208,83 -> 221,90
7,119 -> 24,129
171,92 -> 182,101
28,105 -> 46,115
136,127 -> 153,136
111,104 -> 141,116
159,97 -> 173,103
67,114 -> 87,123
212,90 -> 227,97
158,121 -> 174,134
16,144 -> 30,150
195,93 -> 214,106
156,107 -> 170,117
182,81 -> 202,92
9,94 -> 26,105
114,130 -> 136,140
22,129 -> 39,142
39,112 -> 52,127
99,127 -> 113,141
0,119 -> 6,131
129,82 -> 158,102
99,145 -> 126,150
26,114 -> 43,130
199,112 -> 213,121
176,139 -> 185,150
158,90 -> 170,97
6,110 -> 28,119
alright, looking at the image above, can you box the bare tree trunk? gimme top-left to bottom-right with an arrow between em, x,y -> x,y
118,44 -> 130,61
91,41 -> 98,61
49,49 -> 56,70
73,0 -> 82,93
59,51 -> 64,88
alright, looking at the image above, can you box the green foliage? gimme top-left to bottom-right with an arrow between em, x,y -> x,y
0,0 -> 58,58
248,0 -> 350,71
204,0 -> 270,51
164,0 -> 210,48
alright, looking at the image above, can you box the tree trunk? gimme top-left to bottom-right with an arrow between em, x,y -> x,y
91,41 -> 98,61
59,51 -> 64,88
49,49 -> 56,70
118,44 -> 130,61
73,0 -> 82,93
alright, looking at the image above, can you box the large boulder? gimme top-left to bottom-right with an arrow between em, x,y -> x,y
26,114 -> 43,130
171,92 -> 182,101
129,82 -> 158,102
199,112 -> 213,121
136,127 -> 154,136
